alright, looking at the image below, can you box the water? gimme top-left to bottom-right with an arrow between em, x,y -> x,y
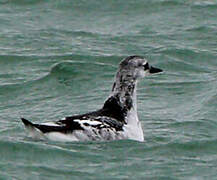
0,0 -> 217,179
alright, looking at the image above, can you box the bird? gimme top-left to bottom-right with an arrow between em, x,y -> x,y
21,56 -> 162,142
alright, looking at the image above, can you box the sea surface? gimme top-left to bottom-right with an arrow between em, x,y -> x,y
0,0 -> 217,179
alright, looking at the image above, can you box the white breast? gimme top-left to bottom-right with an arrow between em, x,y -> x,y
123,109 -> 144,142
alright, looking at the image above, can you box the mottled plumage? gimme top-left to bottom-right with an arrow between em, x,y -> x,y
21,56 -> 162,142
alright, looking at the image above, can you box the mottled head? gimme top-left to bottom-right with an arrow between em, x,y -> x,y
110,56 -> 163,115
118,56 -> 162,80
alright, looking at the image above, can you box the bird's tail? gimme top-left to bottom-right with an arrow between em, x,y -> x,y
21,118 -> 45,139
21,118 -> 34,127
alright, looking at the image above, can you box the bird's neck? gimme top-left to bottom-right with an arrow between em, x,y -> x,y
102,72 -> 139,124
111,77 -> 138,112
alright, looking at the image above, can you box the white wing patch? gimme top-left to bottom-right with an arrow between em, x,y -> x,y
41,122 -> 62,127
73,119 -> 102,126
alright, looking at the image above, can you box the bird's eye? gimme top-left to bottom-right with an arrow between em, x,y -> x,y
143,63 -> 149,70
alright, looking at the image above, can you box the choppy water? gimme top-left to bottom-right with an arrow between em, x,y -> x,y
0,0 -> 217,179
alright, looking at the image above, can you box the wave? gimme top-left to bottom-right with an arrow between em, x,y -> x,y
185,25 -> 216,33
0,58 -> 116,98
5,137 -> 217,156
156,47 -> 217,72
50,60 -> 115,75
156,139 -> 217,153
192,1 -> 217,8
1,0 -> 45,5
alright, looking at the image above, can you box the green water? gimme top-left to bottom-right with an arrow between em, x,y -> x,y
0,0 -> 217,179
